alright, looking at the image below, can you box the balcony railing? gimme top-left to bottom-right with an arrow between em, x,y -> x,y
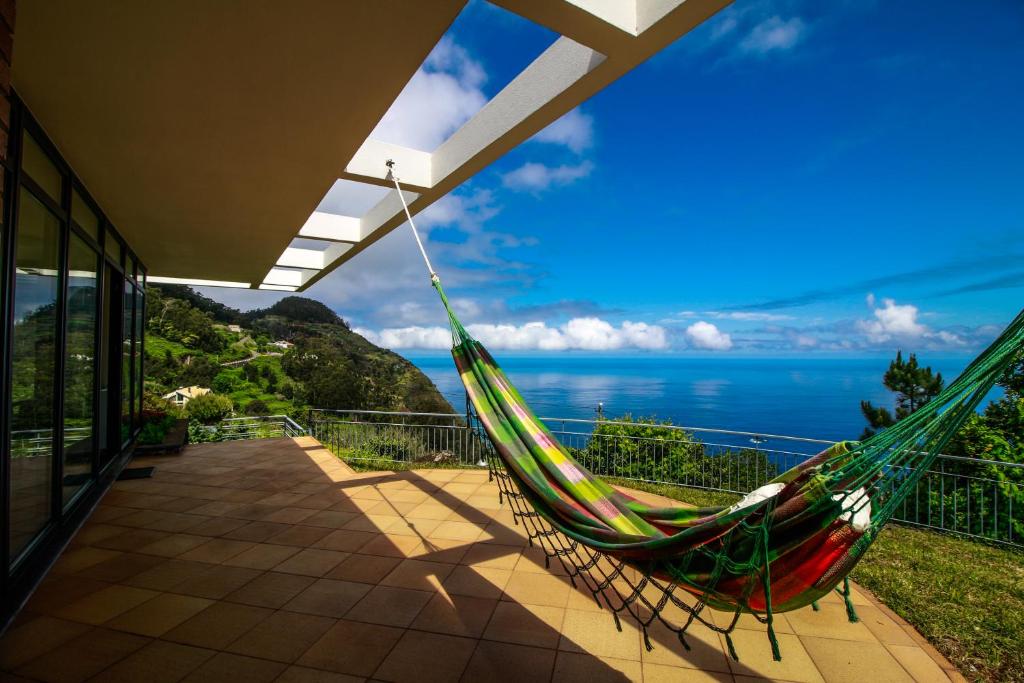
307,408 -> 1023,549
200,415 -> 307,441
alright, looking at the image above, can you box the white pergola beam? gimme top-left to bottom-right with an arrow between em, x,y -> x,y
433,37 -> 604,184
299,0 -> 731,291
297,212 -> 362,243
343,139 -> 432,191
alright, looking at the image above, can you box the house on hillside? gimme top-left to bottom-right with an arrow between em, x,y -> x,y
271,340 -> 294,350
162,385 -> 212,407
227,324 -> 243,334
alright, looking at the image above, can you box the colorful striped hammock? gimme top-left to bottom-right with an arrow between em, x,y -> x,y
431,275 -> 1024,660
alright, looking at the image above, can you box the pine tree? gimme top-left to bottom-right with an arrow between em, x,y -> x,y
860,351 -> 944,438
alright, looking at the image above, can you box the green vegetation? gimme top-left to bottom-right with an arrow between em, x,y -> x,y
861,350 -> 1024,543
860,351 -> 944,439
580,416 -> 776,492
185,393 -> 234,424
143,285 -> 453,426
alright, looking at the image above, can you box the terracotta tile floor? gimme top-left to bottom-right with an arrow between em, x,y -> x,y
0,437 -> 962,682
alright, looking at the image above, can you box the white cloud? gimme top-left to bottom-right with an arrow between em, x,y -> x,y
685,321 -> 733,351
357,317 -> 668,352
856,297 -> 967,347
531,108 -> 594,153
739,16 -> 807,55
857,298 -> 927,343
501,161 -> 594,192
370,37 -> 487,152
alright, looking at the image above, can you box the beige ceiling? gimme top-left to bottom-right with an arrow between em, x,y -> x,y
12,0 -> 466,284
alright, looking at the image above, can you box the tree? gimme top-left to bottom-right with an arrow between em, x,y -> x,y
186,393 -> 234,424
179,355 -> 220,388
244,398 -> 270,416
212,371 -> 238,393
860,351 -> 944,438
243,362 -> 260,384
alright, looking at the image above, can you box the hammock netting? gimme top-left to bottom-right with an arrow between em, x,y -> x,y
430,275 -> 1024,661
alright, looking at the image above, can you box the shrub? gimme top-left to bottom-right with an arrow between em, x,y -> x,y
212,371 -> 238,393
359,429 -> 422,462
244,398 -> 270,416
186,393 -> 234,424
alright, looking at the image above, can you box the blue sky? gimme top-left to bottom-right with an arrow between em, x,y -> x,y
204,0 -> 1024,356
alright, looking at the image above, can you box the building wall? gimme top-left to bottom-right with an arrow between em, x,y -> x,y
0,0 -> 13,219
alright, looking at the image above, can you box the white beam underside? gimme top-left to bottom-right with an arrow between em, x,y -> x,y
297,212 -> 362,243
344,139 -> 432,189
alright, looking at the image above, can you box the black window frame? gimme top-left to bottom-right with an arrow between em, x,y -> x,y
0,93 -> 147,626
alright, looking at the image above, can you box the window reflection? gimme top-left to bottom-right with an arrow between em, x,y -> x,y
121,283 -> 134,445
9,188 -> 60,559
63,232 -> 100,504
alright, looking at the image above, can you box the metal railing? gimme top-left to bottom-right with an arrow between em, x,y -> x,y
204,415 -> 307,441
307,408 -> 1023,549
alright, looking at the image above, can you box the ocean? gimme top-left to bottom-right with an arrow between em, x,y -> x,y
405,355 -> 977,443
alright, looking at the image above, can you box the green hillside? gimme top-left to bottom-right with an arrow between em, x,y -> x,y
144,286 -> 453,419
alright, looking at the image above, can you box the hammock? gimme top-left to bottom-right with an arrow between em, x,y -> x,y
385,161 -> 1024,660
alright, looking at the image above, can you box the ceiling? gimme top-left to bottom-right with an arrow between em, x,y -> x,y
12,1 -> 466,284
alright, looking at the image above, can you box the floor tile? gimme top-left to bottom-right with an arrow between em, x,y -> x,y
443,565 -> 511,599
170,564 -> 263,599
105,592 -> 214,636
559,608 -> 642,661
0,616 -> 90,670
274,548 -> 350,577
225,571 -> 316,608
15,628 -> 150,683
180,652 -> 287,683
345,585 -> 433,627
460,640 -> 556,683
801,636 -> 912,683
275,665 -> 364,682
137,533 -> 210,557
313,529 -> 379,553
284,578 -> 372,618
886,644 -> 952,682
411,593 -> 498,638
179,538 -> 256,564
222,543 -> 300,570
75,552 -> 167,583
786,603 -> 877,642
163,602 -> 273,650
88,640 -> 215,683
326,553 -> 402,584
379,559 -> 455,592
552,651 -> 643,683
223,521 -> 293,543
226,610 -> 336,662
123,559 -> 211,592
725,630 -> 824,683
269,525 -> 334,548
298,619 -> 404,677
644,663 -> 732,682
502,571 -> 571,608
373,630 -> 477,683
55,584 -> 159,625
483,601 -> 565,649
643,622 -> 730,673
